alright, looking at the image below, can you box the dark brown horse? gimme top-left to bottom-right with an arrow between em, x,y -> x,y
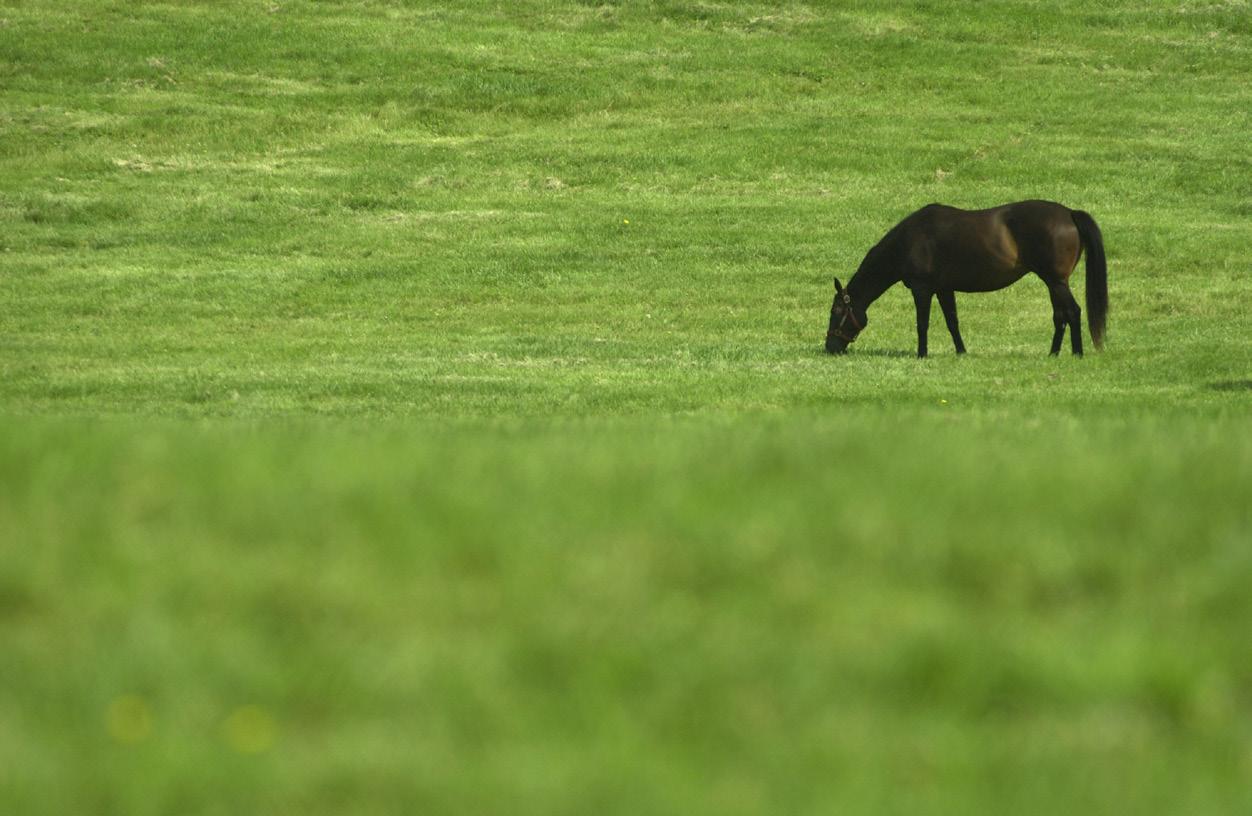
825,200 -> 1107,357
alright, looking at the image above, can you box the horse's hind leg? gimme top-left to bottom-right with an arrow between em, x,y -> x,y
937,290 -> 966,354
1063,286 -> 1084,356
1025,215 -> 1085,356
1047,287 -> 1067,355
1048,283 -> 1083,356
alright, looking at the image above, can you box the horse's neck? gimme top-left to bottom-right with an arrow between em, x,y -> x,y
848,241 -> 901,307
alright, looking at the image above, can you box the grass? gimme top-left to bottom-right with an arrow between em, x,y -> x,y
5,414 -> 1252,814
2,1 -> 1251,813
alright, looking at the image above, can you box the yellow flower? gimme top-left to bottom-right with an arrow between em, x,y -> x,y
106,695 -> 152,744
223,705 -> 277,754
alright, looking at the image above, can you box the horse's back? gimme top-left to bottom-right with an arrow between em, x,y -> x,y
909,200 -> 1071,230
899,201 -> 1080,291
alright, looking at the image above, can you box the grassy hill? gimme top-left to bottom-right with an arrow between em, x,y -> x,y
2,2 -> 1250,813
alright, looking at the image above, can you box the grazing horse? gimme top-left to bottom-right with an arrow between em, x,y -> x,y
824,200 -> 1107,357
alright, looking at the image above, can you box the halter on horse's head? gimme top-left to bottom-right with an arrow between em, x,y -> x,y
825,278 -> 865,354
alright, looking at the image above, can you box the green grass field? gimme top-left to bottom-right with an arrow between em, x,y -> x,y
2,1 -> 1251,813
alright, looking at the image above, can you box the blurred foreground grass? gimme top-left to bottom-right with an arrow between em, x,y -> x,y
3,412 -> 1251,814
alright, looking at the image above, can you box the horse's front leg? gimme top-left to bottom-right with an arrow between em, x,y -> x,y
912,289 -> 933,358
937,290 -> 966,354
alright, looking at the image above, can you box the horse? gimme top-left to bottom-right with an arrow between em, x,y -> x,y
824,200 -> 1107,357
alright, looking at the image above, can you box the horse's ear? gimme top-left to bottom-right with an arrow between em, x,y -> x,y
833,277 -> 843,294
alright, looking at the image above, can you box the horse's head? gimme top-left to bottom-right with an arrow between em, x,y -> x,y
825,277 -> 867,354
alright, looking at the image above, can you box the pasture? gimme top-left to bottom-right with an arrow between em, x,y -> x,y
2,1 -> 1250,813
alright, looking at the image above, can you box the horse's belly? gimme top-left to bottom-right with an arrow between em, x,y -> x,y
945,264 -> 1028,293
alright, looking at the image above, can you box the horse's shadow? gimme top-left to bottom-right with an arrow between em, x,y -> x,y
1206,380 -> 1252,392
848,348 -> 915,359
811,347 -> 914,359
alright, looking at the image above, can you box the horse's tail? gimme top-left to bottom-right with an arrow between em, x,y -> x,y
1071,209 -> 1107,349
